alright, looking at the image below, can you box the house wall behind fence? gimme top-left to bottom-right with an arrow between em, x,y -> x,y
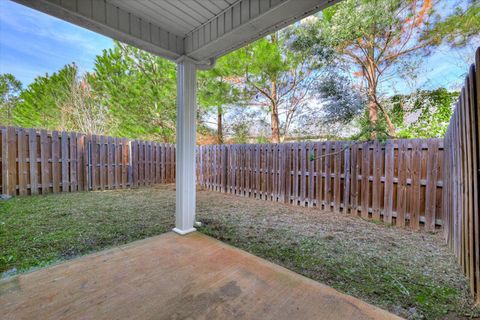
442,48 -> 479,303
197,139 -> 444,231
0,127 -> 176,195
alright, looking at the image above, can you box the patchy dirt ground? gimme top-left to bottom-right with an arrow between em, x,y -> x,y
195,187 -> 478,320
1,184 -> 478,320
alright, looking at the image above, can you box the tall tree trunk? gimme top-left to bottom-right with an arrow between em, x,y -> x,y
269,32 -> 281,143
270,78 -> 280,143
271,102 -> 280,143
368,90 -> 378,140
382,105 -> 396,138
217,106 -> 223,144
6,104 -> 12,126
367,89 -> 396,139
365,49 -> 395,139
365,49 -> 379,140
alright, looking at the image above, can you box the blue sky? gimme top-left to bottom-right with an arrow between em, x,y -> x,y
0,0 -> 113,85
0,0 -> 477,94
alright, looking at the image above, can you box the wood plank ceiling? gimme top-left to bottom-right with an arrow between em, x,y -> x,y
13,0 -> 340,61
108,0 -> 236,37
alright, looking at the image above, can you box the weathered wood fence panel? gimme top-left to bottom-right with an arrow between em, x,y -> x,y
442,48 -> 479,303
196,139 -> 444,230
0,128 -> 175,195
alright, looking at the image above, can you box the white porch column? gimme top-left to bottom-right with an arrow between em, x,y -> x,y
173,57 -> 197,235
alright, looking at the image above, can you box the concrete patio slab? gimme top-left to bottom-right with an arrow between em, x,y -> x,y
0,232 -> 401,319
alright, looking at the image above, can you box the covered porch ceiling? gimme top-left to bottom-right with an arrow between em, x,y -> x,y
13,0 -> 338,62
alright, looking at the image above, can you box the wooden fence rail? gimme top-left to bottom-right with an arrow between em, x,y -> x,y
442,48 -> 479,303
0,127 -> 175,195
197,139 -> 444,231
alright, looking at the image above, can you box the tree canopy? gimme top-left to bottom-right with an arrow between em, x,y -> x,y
1,0 -> 476,143
14,64 -> 77,130
0,74 -> 22,126
291,0 -> 443,139
89,42 -> 177,141
428,1 -> 480,47
218,30 -> 322,142
390,88 -> 458,138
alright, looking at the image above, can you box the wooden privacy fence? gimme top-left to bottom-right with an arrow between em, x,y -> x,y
0,127 -> 175,195
442,48 -> 479,303
1,125 -> 444,232
197,139 -> 444,231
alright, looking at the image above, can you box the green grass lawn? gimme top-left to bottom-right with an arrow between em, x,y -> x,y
0,186 -> 175,274
1,185 -> 478,320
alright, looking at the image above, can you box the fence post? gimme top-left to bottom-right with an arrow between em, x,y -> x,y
3,127 -> 17,196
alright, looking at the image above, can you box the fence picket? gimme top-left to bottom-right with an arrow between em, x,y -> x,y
396,139 -> 407,227
284,144 -> 291,204
333,142 -> 342,212
61,132 -> 69,192
107,136 -> 114,188
52,131 -> 60,193
92,135 -> 98,190
70,132 -> 77,192
343,146 -> 350,213
77,134 -> 84,191
411,140 -> 422,230
372,140 -> 382,220
316,142 -> 323,209
122,139 -> 129,188
17,129 -> 27,196
361,142 -> 370,218
84,135 -> 91,190
114,138 -> 121,188
350,144 -> 359,214
308,143 -> 314,207
29,128 -> 38,195
1,127 -> 7,194
383,141 -> 394,224
40,129 -> 48,194
425,139 -> 438,231
5,127 -> 17,196
324,141 -> 332,211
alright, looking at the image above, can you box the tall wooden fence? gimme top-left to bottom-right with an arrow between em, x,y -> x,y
442,48 -> 479,303
197,139 -> 444,231
1,126 -> 444,231
0,127 -> 175,195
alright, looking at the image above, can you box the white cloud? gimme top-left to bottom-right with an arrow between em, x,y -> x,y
0,1 -> 111,55
0,0 -> 113,84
